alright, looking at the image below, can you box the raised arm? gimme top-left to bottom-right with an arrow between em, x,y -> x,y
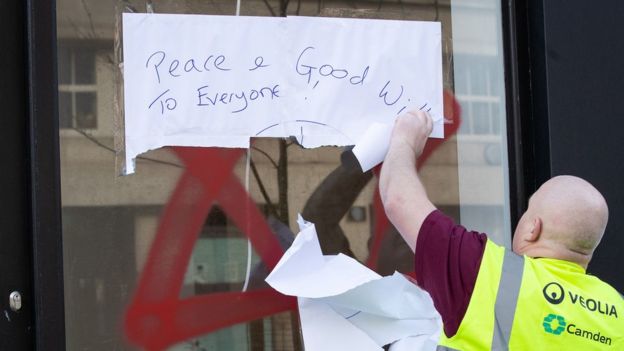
379,111 -> 436,253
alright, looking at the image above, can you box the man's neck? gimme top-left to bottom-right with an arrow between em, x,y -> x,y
520,245 -> 590,270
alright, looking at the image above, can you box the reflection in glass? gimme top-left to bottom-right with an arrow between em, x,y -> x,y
57,44 -> 99,130
57,0 -> 510,349
58,46 -> 72,85
74,49 -> 96,84
58,91 -> 73,128
75,92 -> 97,129
473,102 -> 490,134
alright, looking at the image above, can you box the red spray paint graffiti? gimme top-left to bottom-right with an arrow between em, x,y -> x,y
124,91 -> 461,350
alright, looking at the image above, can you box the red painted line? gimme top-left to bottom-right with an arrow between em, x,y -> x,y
125,146 -> 294,350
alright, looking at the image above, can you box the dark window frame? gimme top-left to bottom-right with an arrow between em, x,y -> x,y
26,0 -> 66,349
0,0 -> 35,348
501,0 -> 548,231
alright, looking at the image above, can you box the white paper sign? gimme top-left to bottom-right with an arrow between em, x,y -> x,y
123,13 -> 443,174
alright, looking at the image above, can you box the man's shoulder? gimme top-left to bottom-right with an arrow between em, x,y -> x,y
521,257 -> 624,307
584,275 -> 624,303
414,210 -> 490,337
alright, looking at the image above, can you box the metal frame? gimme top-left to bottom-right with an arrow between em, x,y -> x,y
0,0 -> 35,348
500,0 -> 550,231
26,0 -> 66,349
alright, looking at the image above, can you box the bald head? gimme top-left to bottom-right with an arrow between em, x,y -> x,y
513,176 -> 609,267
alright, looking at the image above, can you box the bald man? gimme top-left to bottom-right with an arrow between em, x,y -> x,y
379,111 -> 624,350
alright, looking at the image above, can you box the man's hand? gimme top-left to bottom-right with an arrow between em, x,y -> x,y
390,110 -> 434,159
379,110 -> 436,253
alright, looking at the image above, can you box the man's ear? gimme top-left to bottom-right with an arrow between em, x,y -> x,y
527,217 -> 542,242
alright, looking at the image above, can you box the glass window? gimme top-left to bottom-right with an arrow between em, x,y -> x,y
57,43 -> 99,129
57,0 -> 511,349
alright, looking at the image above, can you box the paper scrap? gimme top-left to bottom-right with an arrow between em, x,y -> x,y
266,215 -> 441,350
298,298 -> 382,351
352,122 -> 394,172
122,14 -> 443,174
352,113 -> 443,172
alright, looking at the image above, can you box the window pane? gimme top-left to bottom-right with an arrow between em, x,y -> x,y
491,103 -> 501,134
57,0 -> 511,349
58,91 -> 73,129
471,61 -> 488,95
75,92 -> 97,129
74,49 -> 96,84
473,102 -> 490,134
458,100 -> 472,134
454,63 -> 469,93
58,46 -> 72,85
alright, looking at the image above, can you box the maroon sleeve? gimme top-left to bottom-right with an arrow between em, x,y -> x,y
415,210 -> 488,338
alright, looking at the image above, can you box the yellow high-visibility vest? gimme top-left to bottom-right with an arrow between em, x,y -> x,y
437,240 -> 624,350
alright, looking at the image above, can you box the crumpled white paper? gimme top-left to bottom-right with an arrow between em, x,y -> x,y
266,215 -> 441,350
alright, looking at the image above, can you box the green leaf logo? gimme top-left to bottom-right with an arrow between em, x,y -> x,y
543,314 -> 566,335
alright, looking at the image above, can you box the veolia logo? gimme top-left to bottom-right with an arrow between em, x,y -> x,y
542,282 -> 618,317
543,314 -> 567,335
543,282 -> 565,304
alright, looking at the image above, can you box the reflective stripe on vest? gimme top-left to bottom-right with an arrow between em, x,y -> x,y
438,248 -> 525,351
491,250 -> 525,350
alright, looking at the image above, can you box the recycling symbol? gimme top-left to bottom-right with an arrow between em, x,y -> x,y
543,314 -> 566,335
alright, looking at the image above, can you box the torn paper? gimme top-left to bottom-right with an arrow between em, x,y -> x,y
266,215 -> 441,350
352,113 -> 444,172
122,14 -> 443,174
352,122 -> 394,172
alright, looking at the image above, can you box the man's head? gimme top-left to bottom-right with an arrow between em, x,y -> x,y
512,175 -> 609,268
